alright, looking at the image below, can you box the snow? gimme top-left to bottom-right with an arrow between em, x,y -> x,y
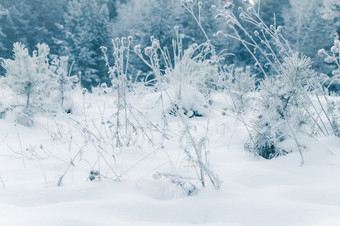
1,93 -> 340,226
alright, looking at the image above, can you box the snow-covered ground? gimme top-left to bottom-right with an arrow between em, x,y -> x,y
1,92 -> 340,226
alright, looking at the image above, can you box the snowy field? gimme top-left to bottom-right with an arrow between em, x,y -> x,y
1,92 -> 340,226
0,0 -> 339,225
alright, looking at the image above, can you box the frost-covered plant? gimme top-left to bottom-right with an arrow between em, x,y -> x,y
224,66 -> 256,114
102,37 -> 163,147
215,1 -> 292,78
133,14 -> 221,192
1,42 -> 76,125
130,1 -> 220,121
318,35 -> 340,137
212,1 -> 338,162
1,43 -> 49,109
246,54 -> 320,161
154,110 -> 221,195
318,36 -> 340,89
50,56 -> 78,112
181,0 -> 209,41
1,43 -> 51,125
135,31 -> 219,89
178,119 -> 221,190
164,41 -> 220,96
102,37 -> 134,147
134,30 -> 219,119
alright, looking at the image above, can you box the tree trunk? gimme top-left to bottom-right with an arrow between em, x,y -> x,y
26,81 -> 32,107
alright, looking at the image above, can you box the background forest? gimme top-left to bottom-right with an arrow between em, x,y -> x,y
0,0 -> 339,89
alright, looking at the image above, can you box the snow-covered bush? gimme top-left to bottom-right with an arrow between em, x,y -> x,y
1,43 -> 50,125
134,31 -> 219,118
246,54 -> 320,160
1,42 -> 76,125
163,42 -> 220,97
214,2 -> 335,162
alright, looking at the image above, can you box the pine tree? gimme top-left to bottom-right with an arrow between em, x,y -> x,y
322,0 -> 340,20
247,54 -> 320,160
114,0 -> 226,78
0,0 -> 68,64
260,0 -> 290,26
0,4 -> 7,49
0,2 -> 31,58
63,0 -> 111,89
321,0 -> 340,36
283,0 -> 335,72
1,43 -> 51,126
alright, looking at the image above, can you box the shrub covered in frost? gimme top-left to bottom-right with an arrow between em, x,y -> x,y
134,32 -> 219,118
212,1 -> 340,162
246,54 -> 322,160
1,42 -> 76,125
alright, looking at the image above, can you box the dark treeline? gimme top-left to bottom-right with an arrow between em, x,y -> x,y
0,0 -> 338,89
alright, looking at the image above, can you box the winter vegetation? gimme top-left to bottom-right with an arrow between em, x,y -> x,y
0,0 -> 340,225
